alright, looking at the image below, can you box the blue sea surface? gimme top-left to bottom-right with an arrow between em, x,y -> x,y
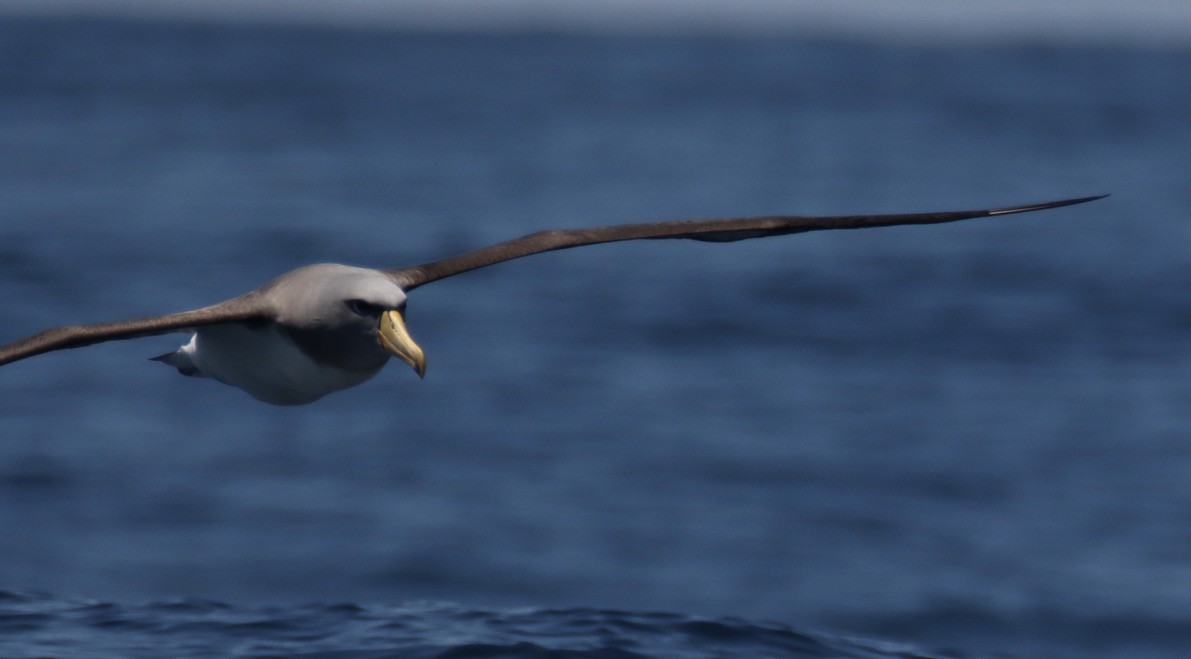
0,16 -> 1189,658
0,591 -> 940,658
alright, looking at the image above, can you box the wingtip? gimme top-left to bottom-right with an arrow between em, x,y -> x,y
1066,193 -> 1111,204
988,193 -> 1110,216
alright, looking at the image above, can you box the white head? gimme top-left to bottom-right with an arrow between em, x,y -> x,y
260,264 -> 425,376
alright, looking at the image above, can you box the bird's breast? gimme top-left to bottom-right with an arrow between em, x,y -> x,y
191,323 -> 386,405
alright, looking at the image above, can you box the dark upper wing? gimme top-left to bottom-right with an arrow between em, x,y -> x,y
0,293 -> 274,367
386,195 -> 1106,291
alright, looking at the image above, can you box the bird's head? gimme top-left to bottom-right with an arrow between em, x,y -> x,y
263,264 -> 426,378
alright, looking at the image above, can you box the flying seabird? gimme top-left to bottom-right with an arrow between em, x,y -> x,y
0,195 -> 1105,405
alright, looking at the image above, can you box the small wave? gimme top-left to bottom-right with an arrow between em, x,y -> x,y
0,591 -> 952,658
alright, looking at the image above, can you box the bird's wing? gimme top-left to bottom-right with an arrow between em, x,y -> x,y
0,293 -> 274,367
385,195 -> 1106,291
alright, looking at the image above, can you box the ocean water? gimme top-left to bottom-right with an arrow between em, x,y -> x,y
0,15 -> 1189,658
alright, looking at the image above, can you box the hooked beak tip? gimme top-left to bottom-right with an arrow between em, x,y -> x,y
378,309 -> 427,379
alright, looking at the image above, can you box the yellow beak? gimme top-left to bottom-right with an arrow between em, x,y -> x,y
378,309 -> 426,378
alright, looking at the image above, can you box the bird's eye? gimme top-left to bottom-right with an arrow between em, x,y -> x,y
346,299 -> 382,317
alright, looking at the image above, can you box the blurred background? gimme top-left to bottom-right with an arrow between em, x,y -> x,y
0,1 -> 1189,657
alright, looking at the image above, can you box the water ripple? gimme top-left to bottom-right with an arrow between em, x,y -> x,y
0,593 -> 951,659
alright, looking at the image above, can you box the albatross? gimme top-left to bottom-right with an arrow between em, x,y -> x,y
0,195 -> 1105,405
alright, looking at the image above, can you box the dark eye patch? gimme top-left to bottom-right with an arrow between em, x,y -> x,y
345,299 -> 384,317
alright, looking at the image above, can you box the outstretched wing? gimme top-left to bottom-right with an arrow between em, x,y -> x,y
385,195 -> 1106,291
0,293 -> 274,367
1,194 -> 1106,368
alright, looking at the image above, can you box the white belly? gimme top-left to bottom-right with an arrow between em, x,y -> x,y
190,324 -> 384,405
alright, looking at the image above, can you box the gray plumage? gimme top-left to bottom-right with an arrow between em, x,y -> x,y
0,195 -> 1106,404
